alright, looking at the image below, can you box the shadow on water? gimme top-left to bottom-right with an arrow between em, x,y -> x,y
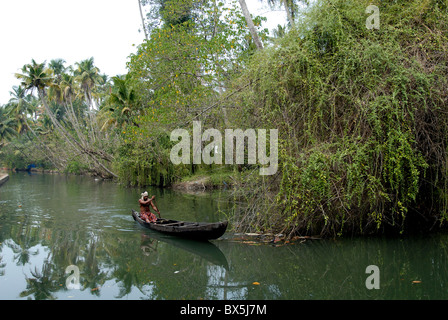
137,229 -> 230,271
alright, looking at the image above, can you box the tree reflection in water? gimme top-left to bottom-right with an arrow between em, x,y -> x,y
2,173 -> 448,300
21,264 -> 58,300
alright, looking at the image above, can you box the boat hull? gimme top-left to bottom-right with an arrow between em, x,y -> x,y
0,174 -> 9,187
131,210 -> 228,241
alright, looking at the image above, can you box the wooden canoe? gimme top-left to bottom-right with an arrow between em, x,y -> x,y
131,210 -> 228,241
0,174 -> 9,187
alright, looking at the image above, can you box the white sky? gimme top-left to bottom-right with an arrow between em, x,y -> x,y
0,0 -> 286,106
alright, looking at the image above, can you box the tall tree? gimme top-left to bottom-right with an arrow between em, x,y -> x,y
0,106 -> 17,144
14,60 -> 60,131
74,57 -> 103,112
59,73 -> 85,142
8,86 -> 62,169
48,59 -> 67,79
138,0 -> 149,40
7,86 -> 32,134
238,0 -> 264,50
100,75 -> 139,131
74,57 -> 104,143
16,59 -> 117,178
266,0 -> 309,29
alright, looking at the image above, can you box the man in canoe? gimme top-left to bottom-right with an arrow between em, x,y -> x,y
139,192 -> 161,223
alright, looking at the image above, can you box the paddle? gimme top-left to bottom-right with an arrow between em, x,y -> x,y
152,197 -> 162,218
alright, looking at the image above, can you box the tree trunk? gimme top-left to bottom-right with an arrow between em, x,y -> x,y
84,90 -> 97,143
238,0 -> 264,50
283,0 -> 295,29
24,118 -> 61,170
138,0 -> 149,40
38,89 -> 118,178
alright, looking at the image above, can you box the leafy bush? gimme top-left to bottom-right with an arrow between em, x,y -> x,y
230,0 -> 448,237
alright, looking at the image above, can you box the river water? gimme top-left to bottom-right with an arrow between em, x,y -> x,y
0,172 -> 447,300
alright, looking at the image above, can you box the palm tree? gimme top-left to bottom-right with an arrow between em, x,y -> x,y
99,75 -> 138,131
74,58 -> 105,143
16,59 -> 117,178
15,59 -> 53,96
0,106 -> 17,144
138,0 -> 149,40
272,24 -> 287,39
0,106 -> 37,163
58,72 -> 88,147
14,60 -> 64,130
265,0 -> 309,29
19,265 -> 58,300
13,62 -> 70,169
238,0 -> 264,50
48,59 -> 67,79
93,73 -> 111,110
9,90 -> 60,169
15,60 -> 74,145
47,59 -> 69,106
7,86 -> 32,134
74,57 -> 104,112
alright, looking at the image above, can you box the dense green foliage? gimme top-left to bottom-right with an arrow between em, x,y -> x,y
113,0 -> 268,186
230,0 -> 448,236
1,0 -> 448,237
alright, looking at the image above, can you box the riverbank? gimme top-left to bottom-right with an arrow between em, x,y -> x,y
171,171 -> 235,192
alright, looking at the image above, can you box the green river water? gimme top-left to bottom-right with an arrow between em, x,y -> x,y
0,172 -> 447,300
